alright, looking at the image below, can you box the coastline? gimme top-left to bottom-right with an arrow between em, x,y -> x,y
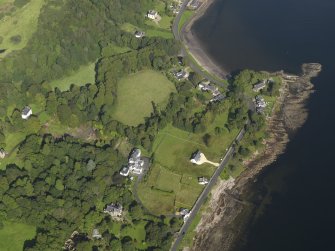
188,63 -> 322,251
181,0 -> 229,79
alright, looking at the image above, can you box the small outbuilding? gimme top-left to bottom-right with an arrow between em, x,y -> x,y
21,106 -> 32,119
134,30 -> 145,38
198,177 -> 209,185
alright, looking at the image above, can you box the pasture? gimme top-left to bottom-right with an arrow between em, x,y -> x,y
112,70 -> 176,126
0,0 -> 45,58
0,221 -> 36,251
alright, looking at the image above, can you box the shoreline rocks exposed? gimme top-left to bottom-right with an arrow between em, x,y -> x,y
189,63 -> 322,251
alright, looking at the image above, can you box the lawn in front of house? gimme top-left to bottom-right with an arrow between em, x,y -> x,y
178,10 -> 193,31
112,69 -> 176,126
145,1 -> 173,31
0,221 -> 36,251
0,0 -> 45,58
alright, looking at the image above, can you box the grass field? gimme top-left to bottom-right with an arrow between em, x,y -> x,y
0,0 -> 45,58
121,22 -> 173,39
0,221 -> 36,251
138,164 -> 204,214
48,62 -> 96,91
178,10 -> 193,31
112,70 -> 176,126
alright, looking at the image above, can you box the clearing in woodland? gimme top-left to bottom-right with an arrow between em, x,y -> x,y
112,69 -> 176,126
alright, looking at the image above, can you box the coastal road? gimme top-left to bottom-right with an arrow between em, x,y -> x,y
170,127 -> 246,251
172,0 -> 227,87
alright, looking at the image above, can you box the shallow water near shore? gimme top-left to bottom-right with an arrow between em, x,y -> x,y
192,0 -> 335,250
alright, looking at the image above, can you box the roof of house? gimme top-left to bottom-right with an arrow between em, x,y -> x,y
253,81 -> 267,91
191,150 -> 201,162
105,203 -> 122,213
22,106 -> 31,115
148,10 -> 157,15
130,148 -> 141,159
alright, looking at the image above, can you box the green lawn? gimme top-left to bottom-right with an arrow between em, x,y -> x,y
0,0 -> 45,58
0,221 -> 36,251
101,43 -> 130,58
112,69 -> 176,126
138,163 -> 204,214
48,62 -> 96,91
178,10 -> 193,31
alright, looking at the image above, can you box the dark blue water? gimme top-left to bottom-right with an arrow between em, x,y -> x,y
193,0 -> 335,250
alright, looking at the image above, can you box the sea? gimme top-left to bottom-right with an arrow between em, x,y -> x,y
192,0 -> 335,250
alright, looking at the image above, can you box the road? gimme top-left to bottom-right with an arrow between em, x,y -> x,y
172,0 -> 227,87
170,127 -> 245,251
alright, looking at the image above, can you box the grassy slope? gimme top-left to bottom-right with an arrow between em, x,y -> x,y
48,62 -> 96,91
178,10 -> 193,31
0,221 -> 36,251
0,0 -> 45,58
112,70 -> 176,126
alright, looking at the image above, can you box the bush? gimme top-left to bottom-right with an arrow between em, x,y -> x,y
10,35 -> 22,44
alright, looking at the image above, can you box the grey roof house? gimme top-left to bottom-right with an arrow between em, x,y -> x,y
104,203 -> 123,218
190,150 -> 202,164
21,106 -> 32,119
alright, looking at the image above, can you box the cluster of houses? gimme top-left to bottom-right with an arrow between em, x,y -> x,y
120,148 -> 145,176
169,0 -> 183,14
198,81 -> 225,103
255,95 -> 267,113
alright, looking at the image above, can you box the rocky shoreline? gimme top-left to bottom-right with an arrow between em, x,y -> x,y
189,63 -> 322,251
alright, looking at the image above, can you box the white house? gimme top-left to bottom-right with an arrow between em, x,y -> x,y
92,229 -> 102,239
147,10 -> 158,20
0,149 -> 6,159
190,150 -> 202,164
21,106 -> 32,119
119,166 -> 130,177
179,208 -> 189,216
128,148 -> 145,175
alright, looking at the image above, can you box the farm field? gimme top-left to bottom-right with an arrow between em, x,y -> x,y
112,70 -> 176,126
0,0 -> 45,58
0,221 -> 36,251
138,164 -> 203,214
